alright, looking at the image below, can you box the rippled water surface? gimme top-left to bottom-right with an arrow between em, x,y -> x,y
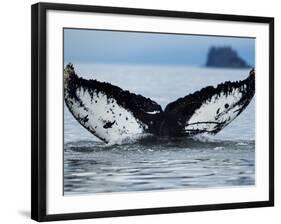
64,64 -> 255,195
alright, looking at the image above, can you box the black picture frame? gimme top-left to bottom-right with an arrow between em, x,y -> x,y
31,2 -> 274,222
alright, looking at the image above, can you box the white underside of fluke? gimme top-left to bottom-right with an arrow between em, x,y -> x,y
185,88 -> 243,133
65,87 -> 146,143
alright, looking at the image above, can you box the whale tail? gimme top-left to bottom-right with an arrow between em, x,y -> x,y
64,63 -> 255,143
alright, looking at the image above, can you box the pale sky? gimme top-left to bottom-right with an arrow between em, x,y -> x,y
64,28 -> 255,66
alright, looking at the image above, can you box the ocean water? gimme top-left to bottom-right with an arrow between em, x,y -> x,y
64,64 -> 255,195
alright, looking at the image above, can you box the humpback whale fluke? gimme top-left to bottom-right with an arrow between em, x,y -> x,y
64,63 -> 255,143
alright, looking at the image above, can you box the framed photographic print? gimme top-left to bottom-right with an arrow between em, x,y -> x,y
31,2 -> 274,222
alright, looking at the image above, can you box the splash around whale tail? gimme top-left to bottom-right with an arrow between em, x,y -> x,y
64,63 -> 255,143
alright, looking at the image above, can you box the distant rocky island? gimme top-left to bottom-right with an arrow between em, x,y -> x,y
206,46 -> 251,68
